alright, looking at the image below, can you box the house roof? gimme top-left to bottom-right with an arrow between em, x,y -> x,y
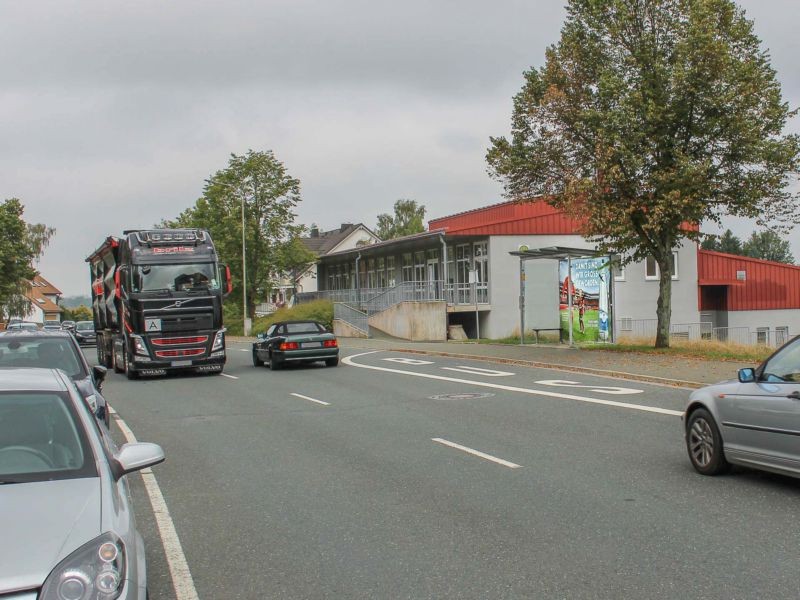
301,223 -> 379,255
23,275 -> 63,315
428,198 -> 584,236
29,274 -> 62,296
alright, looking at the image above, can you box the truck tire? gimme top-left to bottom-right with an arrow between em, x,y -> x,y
123,349 -> 138,380
113,347 -> 124,374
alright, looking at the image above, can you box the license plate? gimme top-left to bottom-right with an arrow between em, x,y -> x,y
171,360 -> 192,367
301,342 -> 322,348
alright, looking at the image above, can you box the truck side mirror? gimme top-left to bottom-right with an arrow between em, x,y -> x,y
221,264 -> 233,297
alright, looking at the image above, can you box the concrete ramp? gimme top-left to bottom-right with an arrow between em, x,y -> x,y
368,301 -> 446,341
333,319 -> 369,338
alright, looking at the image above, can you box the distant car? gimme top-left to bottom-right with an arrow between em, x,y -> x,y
684,335 -> 800,479
61,320 -> 76,332
6,322 -> 39,332
42,324 -> 62,332
0,367 -> 163,600
0,330 -> 109,427
252,320 -> 339,370
73,320 -> 97,346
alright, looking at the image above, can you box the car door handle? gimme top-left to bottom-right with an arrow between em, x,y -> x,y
787,391 -> 800,400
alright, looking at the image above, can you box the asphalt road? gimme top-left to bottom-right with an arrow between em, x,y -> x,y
92,342 -> 800,600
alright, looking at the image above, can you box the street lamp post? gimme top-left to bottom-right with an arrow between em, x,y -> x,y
241,195 -> 251,337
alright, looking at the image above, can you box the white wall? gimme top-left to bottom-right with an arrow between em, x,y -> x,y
726,309 -> 800,338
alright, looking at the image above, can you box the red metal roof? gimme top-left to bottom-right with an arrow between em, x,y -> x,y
698,249 -> 800,311
428,199 -> 583,236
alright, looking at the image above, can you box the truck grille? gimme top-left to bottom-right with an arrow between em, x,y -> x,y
155,348 -> 206,358
152,336 -> 209,346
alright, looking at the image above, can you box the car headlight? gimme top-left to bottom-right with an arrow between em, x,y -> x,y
40,532 -> 126,600
211,329 -> 225,351
131,335 -> 149,356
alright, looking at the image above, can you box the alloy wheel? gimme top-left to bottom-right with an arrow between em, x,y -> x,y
689,417 -> 715,467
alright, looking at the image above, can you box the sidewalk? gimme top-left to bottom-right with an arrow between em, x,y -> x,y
336,338 -> 751,389
230,335 -> 751,388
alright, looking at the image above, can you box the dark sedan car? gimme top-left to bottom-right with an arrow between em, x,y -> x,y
72,320 -> 97,346
252,321 -> 339,370
0,330 -> 109,427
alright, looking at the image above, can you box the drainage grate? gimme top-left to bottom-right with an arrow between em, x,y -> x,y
428,392 -> 495,400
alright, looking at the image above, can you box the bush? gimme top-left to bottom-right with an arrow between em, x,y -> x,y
252,300 -> 334,336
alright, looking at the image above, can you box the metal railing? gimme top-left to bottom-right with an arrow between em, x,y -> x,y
298,280 -> 489,312
616,319 -> 791,347
333,303 -> 369,336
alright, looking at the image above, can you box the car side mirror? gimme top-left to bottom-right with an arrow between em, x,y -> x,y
92,365 -> 107,390
112,442 -> 165,480
738,368 -> 756,383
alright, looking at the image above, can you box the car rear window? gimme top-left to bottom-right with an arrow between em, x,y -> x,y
285,322 -> 323,334
0,392 -> 97,483
0,338 -> 85,378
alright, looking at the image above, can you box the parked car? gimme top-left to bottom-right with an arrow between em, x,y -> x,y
0,330 -> 109,427
6,322 -> 39,332
42,322 -> 62,332
73,320 -> 97,346
252,320 -> 339,370
61,320 -> 76,332
684,335 -> 800,479
0,367 -> 163,600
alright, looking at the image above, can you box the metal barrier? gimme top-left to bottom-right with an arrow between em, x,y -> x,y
300,280 -> 489,311
333,303 -> 370,336
616,319 -> 791,347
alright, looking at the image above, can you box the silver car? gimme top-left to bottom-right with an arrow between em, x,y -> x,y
0,368 -> 164,599
684,335 -> 800,478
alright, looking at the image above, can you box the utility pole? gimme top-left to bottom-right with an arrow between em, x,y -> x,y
241,195 -> 250,337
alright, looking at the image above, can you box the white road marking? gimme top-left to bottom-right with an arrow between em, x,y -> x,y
343,351 -> 682,417
432,438 -> 522,469
110,408 -> 199,600
290,392 -> 330,406
383,357 -> 434,365
534,379 -> 643,395
239,349 -> 249,352
442,366 -> 515,377
220,373 -> 239,380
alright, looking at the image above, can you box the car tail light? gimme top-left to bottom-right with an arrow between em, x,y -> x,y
323,339 -> 338,348
279,341 -> 299,350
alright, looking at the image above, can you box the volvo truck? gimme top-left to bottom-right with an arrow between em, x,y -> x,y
87,229 -> 231,378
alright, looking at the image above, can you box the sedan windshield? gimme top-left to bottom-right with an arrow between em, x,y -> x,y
133,263 -> 219,292
0,392 -> 96,483
75,321 -> 94,331
0,338 -> 85,379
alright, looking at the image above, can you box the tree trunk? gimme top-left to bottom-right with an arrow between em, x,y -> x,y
654,257 -> 672,348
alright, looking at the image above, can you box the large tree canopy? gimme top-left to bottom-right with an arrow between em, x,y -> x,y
0,198 -> 54,319
487,0 -> 800,347
168,150 -> 314,320
742,230 -> 794,264
376,199 -> 426,240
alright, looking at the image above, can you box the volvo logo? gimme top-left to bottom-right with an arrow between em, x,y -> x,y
162,298 -> 196,310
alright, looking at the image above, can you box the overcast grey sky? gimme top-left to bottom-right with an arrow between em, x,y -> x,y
2,0 -> 799,296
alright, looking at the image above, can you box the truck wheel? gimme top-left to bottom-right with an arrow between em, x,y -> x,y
113,347 -> 124,374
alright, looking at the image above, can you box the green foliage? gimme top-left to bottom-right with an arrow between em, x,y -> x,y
62,305 -> 92,322
0,199 -> 55,319
161,150 -> 311,319
252,300 -> 334,336
376,199 -> 426,240
742,230 -> 795,263
702,229 -> 744,254
487,0 -> 800,347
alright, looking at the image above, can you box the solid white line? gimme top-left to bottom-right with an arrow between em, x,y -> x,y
290,392 -> 330,406
111,409 -> 200,600
343,351 -> 682,417
220,373 -> 239,379
432,438 -> 522,469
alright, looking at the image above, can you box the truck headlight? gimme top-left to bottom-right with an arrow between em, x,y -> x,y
131,334 -> 149,356
211,330 -> 225,351
40,532 -> 126,600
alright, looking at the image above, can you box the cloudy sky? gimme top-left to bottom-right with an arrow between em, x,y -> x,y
2,0 -> 799,296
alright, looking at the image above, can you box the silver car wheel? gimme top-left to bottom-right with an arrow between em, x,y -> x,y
689,417 -> 714,467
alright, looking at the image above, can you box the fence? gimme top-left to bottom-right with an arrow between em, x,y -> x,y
298,280 -> 489,312
333,303 -> 369,336
615,319 -> 791,347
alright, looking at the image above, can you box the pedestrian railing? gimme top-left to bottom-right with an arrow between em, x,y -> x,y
616,319 -> 791,347
333,303 -> 370,337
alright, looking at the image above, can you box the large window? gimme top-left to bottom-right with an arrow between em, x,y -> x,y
367,259 -> 376,289
387,257 -> 396,287
402,254 -> 413,283
377,257 -> 386,288
414,252 -> 426,282
473,241 -> 489,303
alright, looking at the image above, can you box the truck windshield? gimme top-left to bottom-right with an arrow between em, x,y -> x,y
132,263 -> 220,293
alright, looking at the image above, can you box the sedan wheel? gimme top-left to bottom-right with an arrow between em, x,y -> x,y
686,408 -> 729,475
268,354 -> 281,371
253,349 -> 264,367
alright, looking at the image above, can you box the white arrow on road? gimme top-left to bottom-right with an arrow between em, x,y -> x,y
442,366 -> 515,377
534,379 -> 643,395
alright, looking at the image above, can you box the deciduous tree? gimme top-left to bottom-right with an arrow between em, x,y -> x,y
487,0 -> 800,347
376,199 -> 426,240
742,230 -> 794,264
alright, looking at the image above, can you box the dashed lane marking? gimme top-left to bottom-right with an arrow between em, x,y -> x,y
432,438 -> 522,469
290,392 -> 330,406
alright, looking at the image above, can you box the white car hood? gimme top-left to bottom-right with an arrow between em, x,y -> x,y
0,477 -> 101,594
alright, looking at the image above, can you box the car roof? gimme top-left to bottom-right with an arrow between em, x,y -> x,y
0,367 -> 70,392
271,320 -> 323,326
0,330 -> 75,339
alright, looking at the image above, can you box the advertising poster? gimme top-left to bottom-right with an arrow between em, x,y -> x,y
559,257 -> 611,343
